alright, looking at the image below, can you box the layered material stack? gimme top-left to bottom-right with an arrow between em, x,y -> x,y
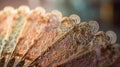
0,6 -> 119,67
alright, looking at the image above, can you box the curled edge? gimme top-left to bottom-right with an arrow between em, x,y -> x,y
18,5 -> 30,14
69,14 -> 81,24
51,10 -> 62,21
34,7 -> 46,15
89,21 -> 99,34
3,6 -> 16,14
106,31 -> 117,44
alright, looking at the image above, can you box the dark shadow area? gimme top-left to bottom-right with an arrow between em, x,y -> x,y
7,58 -> 15,67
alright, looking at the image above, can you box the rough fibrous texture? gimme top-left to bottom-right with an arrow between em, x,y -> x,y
0,6 -> 119,67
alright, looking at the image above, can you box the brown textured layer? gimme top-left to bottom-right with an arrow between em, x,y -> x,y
29,23 -> 93,67
0,10 -> 13,56
13,11 -> 49,57
111,57 -> 120,67
19,17 -> 74,65
22,16 -> 74,67
0,6 -> 119,67
23,16 -> 60,59
54,44 -> 120,67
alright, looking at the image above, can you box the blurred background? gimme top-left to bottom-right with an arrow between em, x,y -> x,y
0,0 -> 120,43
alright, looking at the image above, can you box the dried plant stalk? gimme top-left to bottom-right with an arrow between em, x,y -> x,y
53,31 -> 119,67
0,7 -> 15,57
29,21 -> 99,67
8,7 -> 50,67
0,6 -> 30,67
19,14 -> 77,67
0,6 -> 118,67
